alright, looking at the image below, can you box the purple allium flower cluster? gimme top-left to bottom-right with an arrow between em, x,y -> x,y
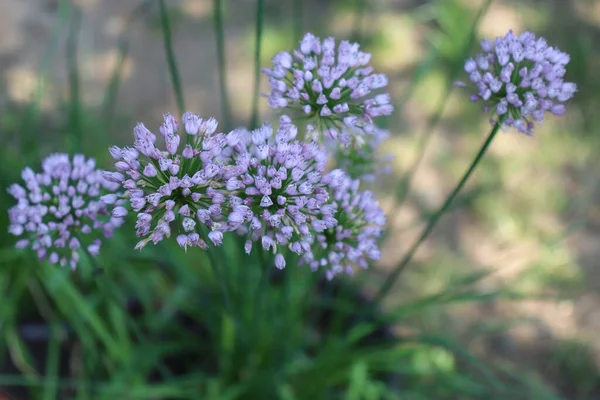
457,30 -> 577,135
7,154 -> 123,268
263,33 -> 393,147
106,112 -> 235,251
220,116 -> 335,268
299,171 -> 386,280
102,112 -> 387,274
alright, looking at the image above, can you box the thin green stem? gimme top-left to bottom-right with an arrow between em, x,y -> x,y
43,322 -> 60,400
251,249 -> 271,348
102,38 -> 128,130
20,0 -> 69,153
250,0 -> 264,129
278,251 -> 294,367
213,0 -> 232,128
375,120 -> 503,302
103,0 -> 154,131
205,246 -> 235,320
395,0 -> 493,207
351,0 -> 367,41
293,0 -> 302,44
159,0 -> 185,117
66,5 -> 82,153
395,81 -> 454,206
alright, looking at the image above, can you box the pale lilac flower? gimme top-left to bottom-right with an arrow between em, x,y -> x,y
300,171 -> 386,280
456,30 -> 577,135
274,253 -> 286,269
7,153 -> 124,269
109,113 -> 234,251
221,117 -> 336,268
263,33 -> 393,146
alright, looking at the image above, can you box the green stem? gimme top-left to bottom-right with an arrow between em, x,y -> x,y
250,0 -> 264,129
102,37 -> 129,131
251,249 -> 271,348
205,246 -> 235,321
43,322 -> 60,400
351,0 -> 367,41
292,0 -> 302,44
395,81 -> 454,206
253,250 -> 270,312
102,0 -> 154,131
20,0 -> 69,156
394,0 -> 493,207
159,0 -> 185,117
375,120 -> 503,302
213,0 -> 232,128
66,5 -> 82,154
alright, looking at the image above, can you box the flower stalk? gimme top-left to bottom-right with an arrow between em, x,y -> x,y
375,119 -> 503,302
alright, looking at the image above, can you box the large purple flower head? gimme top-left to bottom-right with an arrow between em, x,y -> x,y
221,116 -> 336,269
457,30 -> 577,135
7,154 -> 123,269
106,112 -> 236,251
300,171 -> 386,280
263,33 -> 393,147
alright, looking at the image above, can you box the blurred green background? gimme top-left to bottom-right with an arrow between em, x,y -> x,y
1,0 -> 600,398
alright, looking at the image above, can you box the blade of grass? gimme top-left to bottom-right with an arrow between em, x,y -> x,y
4,324 -> 40,379
0,374 -> 244,399
42,323 -> 61,400
249,0 -> 264,129
409,333 -> 504,393
159,0 -> 185,116
38,267 -> 126,365
213,0 -> 232,128
66,5 -> 83,153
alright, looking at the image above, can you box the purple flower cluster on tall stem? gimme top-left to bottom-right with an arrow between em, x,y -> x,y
456,30 -> 577,135
95,112 -> 385,276
7,154 -> 123,268
300,171 -> 386,280
263,33 -> 393,147
220,116 -> 334,268
105,112 -> 234,251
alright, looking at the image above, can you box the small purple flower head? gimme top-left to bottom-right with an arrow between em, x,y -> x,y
221,119 -> 335,265
263,33 -> 393,146
7,153 -> 123,269
457,30 -> 576,135
109,112 -> 234,251
300,171 -> 385,279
